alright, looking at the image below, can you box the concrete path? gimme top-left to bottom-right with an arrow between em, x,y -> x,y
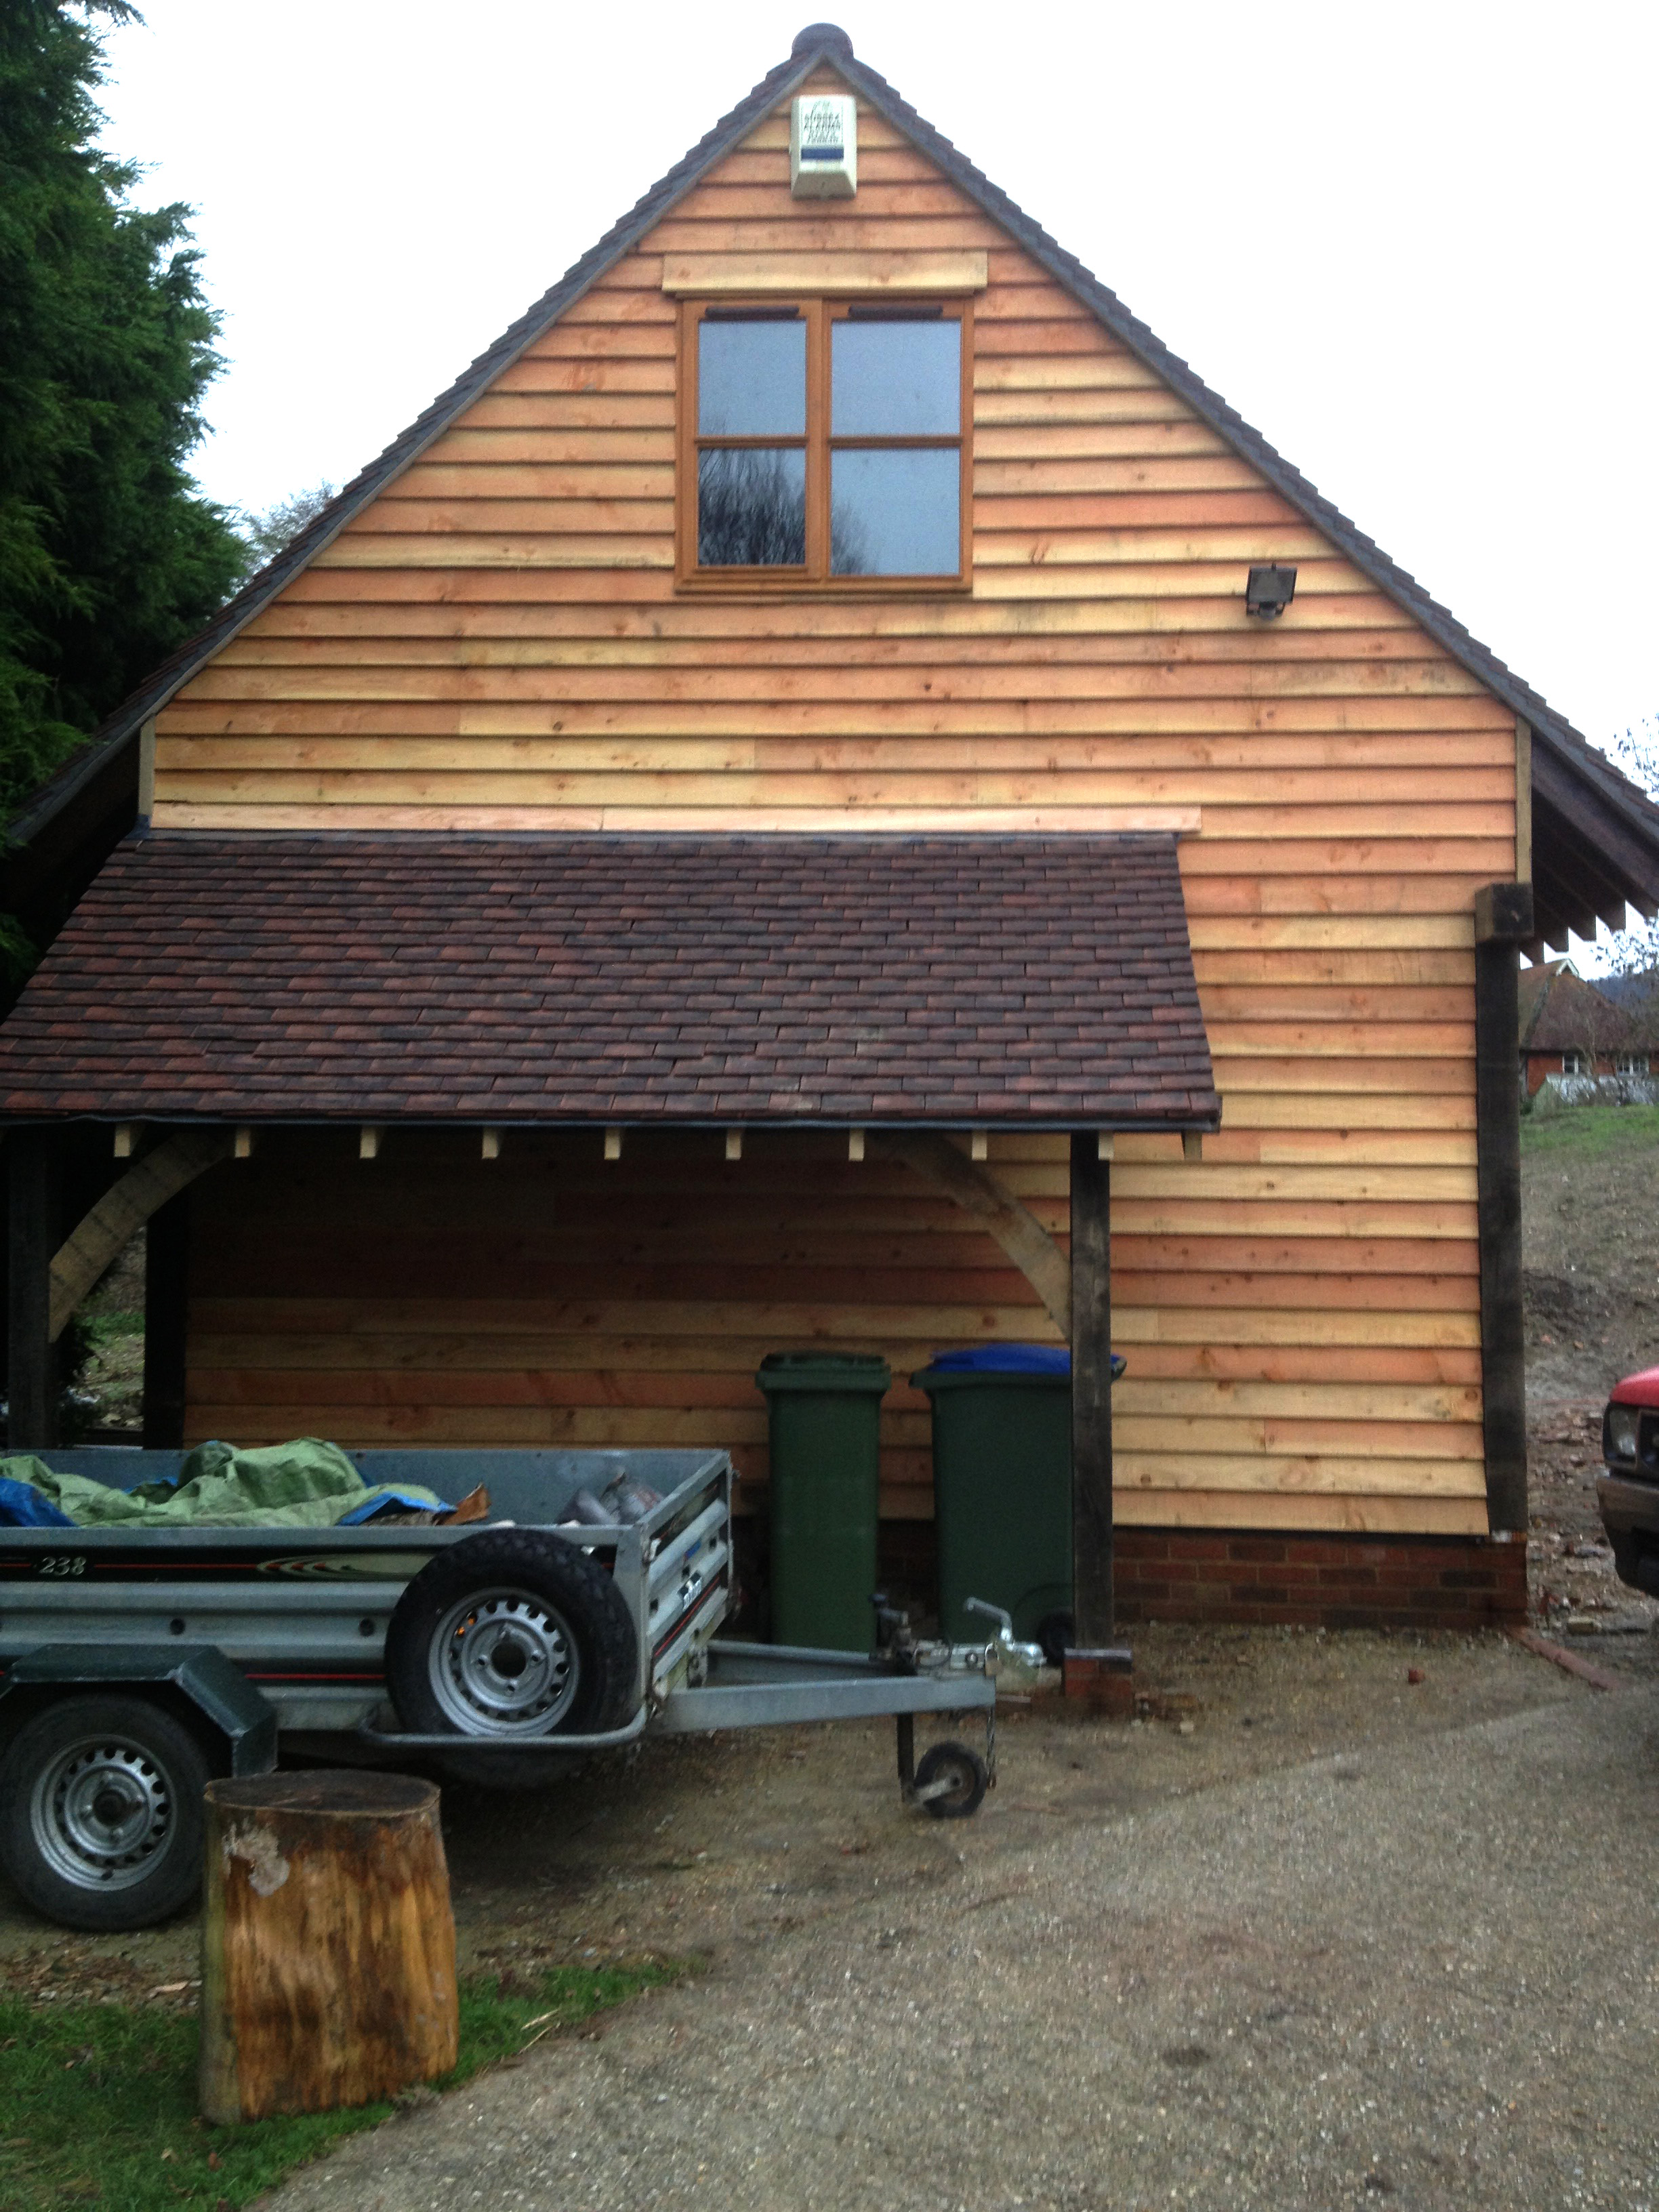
262,1673 -> 1659,2212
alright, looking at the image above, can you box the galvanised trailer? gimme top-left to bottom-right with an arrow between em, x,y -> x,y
0,1446 -> 998,1932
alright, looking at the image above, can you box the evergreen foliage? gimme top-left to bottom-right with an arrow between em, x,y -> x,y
0,0 -> 247,816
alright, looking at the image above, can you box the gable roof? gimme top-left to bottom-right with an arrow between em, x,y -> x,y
1517,960 -> 1633,1052
1516,958 -> 1569,1043
12,21 -> 1659,955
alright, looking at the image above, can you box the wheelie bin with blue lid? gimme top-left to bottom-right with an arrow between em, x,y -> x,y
913,1344 -> 1125,1660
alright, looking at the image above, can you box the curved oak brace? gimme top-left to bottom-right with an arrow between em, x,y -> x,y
49,1128 -> 232,1342
878,1131 -> 1071,1338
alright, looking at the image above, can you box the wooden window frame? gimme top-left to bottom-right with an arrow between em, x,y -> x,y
675,295 -> 973,594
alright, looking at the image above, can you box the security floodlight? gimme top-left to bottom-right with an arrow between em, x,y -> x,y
1246,565 -> 1297,618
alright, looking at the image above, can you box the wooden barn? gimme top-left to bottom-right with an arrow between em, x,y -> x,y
6,22 -> 1659,1635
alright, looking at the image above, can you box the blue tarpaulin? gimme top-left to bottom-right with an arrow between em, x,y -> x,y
0,1476 -> 75,1528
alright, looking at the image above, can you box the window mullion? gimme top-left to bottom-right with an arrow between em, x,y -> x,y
806,301 -> 831,581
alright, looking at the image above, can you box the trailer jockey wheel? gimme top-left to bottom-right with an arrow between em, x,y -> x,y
385,1529 -> 637,1748
913,1740 -> 989,1820
1036,1611 -> 1074,1668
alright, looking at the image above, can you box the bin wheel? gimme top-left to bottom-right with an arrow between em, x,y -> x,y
385,1528 -> 637,1743
0,1696 -> 213,1932
1036,1610 -> 1074,1668
914,1740 -> 989,1820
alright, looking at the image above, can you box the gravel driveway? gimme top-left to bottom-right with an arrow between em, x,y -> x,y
247,1631 -> 1659,2212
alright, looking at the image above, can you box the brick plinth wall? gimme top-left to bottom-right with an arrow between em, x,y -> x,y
1113,1530 -> 1528,1631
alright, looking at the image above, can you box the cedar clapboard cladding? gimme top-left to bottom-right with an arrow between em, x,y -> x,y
146,28 -> 1522,1536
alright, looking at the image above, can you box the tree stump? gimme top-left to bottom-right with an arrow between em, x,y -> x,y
199,1771 -> 458,2123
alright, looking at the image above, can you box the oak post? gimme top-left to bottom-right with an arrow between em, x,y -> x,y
1474,882 -> 1532,1534
143,1191 -> 189,1449
1069,1132 -> 1113,1643
199,1771 -> 458,2123
7,1126 -> 58,1449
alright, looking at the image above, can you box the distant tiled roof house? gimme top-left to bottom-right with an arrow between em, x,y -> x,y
1518,962 -> 1652,1093
7,22 -> 1659,1633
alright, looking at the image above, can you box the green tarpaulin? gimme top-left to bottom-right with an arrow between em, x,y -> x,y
0,1438 -> 445,1529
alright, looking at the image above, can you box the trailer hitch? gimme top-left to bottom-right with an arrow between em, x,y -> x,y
874,1594 -> 1000,1807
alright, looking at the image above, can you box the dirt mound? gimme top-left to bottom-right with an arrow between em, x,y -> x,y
1522,1105 -> 1659,1401
1521,1105 -> 1659,1629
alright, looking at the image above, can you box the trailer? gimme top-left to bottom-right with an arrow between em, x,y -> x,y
0,1446 -> 1000,1931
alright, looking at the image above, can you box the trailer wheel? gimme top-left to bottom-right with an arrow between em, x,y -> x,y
385,1529 -> 636,1743
0,1696 -> 212,1931
914,1740 -> 989,1820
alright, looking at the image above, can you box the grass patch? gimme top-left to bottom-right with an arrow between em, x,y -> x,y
79,1309 -> 143,1349
0,1963 -> 673,2209
1521,1103 -> 1659,1159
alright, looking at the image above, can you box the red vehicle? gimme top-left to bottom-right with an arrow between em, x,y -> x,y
1599,1366 -> 1659,1593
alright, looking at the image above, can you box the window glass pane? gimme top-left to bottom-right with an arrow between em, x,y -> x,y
830,449 -> 959,575
697,319 -> 806,436
832,320 -> 960,436
698,447 -> 806,567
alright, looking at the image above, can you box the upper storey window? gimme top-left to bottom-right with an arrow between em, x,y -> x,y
680,299 -> 969,588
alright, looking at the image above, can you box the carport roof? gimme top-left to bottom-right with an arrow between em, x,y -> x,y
0,831 -> 1221,1131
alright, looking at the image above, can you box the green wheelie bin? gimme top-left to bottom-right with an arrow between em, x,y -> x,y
756,1352 -> 892,1652
914,1345 -> 1123,1660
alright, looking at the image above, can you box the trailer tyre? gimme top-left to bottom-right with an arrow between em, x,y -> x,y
0,1696 -> 213,1932
914,1740 -> 989,1820
385,1529 -> 637,1744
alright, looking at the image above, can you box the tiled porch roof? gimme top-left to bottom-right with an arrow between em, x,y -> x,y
0,832 -> 1220,1130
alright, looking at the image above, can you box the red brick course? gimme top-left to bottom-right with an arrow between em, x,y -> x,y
1113,1528 -> 1526,1630
876,1524 -> 1525,1633
1062,1649 -> 1135,1713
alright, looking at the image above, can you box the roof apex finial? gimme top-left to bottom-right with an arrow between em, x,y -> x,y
792,22 -> 854,59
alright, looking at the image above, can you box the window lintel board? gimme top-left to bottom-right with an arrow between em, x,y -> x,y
662,251 -> 989,296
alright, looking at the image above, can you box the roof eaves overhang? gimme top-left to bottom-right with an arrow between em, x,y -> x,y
1529,743 -> 1659,952
0,1109 -> 1223,1135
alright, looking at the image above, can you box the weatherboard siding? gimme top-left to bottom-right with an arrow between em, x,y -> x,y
181,1128 -> 1488,1535
157,79 -> 1510,1536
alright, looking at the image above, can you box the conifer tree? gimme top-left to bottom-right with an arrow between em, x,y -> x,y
0,0 -> 247,815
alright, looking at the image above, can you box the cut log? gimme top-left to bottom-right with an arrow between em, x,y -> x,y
199,1770 -> 458,2123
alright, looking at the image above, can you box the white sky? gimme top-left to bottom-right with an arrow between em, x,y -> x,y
96,0 -> 1656,958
